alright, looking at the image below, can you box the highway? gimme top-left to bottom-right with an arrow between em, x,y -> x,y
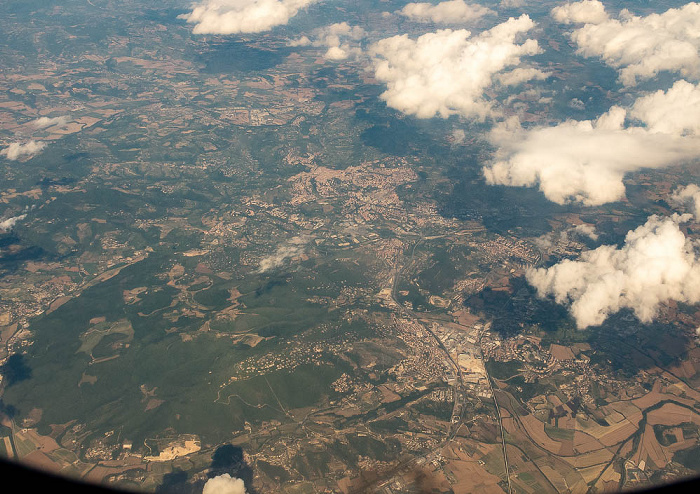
354,235 -> 512,493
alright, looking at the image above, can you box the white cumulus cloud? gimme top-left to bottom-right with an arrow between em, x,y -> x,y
180,0 -> 318,35
671,184 -> 700,221
495,66 -> 549,87
203,474 -> 247,494
289,23 -> 365,60
527,214 -> 700,329
0,214 -> 26,232
483,80 -> 700,205
32,115 -> 70,129
398,0 -> 495,24
628,80 -> 700,135
551,0 -> 608,25
258,236 -> 309,273
553,1 -> 700,86
1,141 -> 46,161
451,128 -> 466,144
573,223 -> 598,241
534,223 -> 598,252
370,15 -> 541,119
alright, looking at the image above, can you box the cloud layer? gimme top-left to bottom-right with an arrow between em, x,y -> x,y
553,1 -> 700,86
398,0 -> 494,24
484,80 -> 700,205
180,0 -> 318,34
1,141 -> 46,161
203,474 -> 247,494
370,15 -> 541,119
528,214 -> 700,329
